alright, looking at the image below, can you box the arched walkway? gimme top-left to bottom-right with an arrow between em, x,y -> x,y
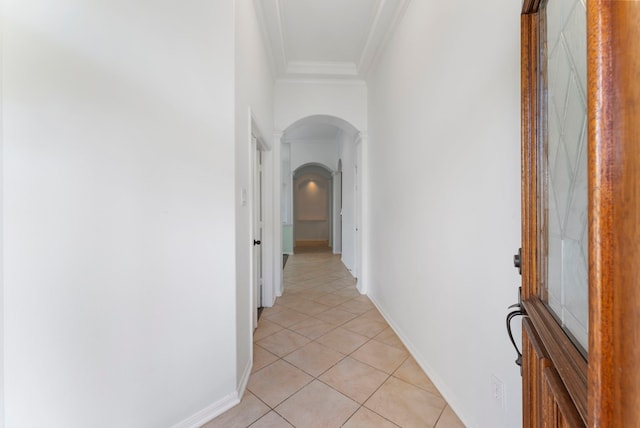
280,115 -> 362,281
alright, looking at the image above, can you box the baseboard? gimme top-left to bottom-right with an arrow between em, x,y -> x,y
172,358 -> 253,428
238,358 -> 252,399
171,391 -> 239,428
367,294 -> 470,428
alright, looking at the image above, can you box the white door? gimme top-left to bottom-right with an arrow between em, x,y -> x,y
252,138 -> 263,329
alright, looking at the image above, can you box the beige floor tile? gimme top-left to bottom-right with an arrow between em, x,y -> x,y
263,308 -> 310,328
313,293 -> 353,307
254,319 -> 284,341
360,308 -> 387,324
273,295 -> 306,308
313,284 -> 344,293
351,340 -> 408,374
342,407 -> 400,428
313,308 -> 359,325
214,252 -> 454,428
256,329 -> 310,357
319,357 -> 389,403
249,411 -> 294,428
275,380 -> 359,428
252,344 -> 279,373
339,299 -> 376,315
342,316 -> 388,338
351,295 -> 376,305
374,327 -> 406,350
295,287 -> 329,300
201,392 -> 269,428
365,377 -> 446,428
332,288 -> 361,298
283,341 -> 345,377
394,356 -> 441,397
315,327 -> 369,355
435,405 -> 466,428
288,317 -> 336,340
278,292 -> 308,309
287,299 -> 332,316
247,360 -> 313,408
260,305 -> 287,318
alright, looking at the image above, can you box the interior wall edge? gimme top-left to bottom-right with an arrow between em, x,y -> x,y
367,294 -> 472,428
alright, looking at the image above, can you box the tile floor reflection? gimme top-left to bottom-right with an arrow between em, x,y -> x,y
203,251 -> 465,428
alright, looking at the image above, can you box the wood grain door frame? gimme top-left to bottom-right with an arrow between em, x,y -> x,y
588,1 -> 640,426
520,0 -> 640,426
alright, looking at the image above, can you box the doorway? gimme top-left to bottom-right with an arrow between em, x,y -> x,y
293,164 -> 333,252
279,115 -> 361,276
252,135 -> 264,328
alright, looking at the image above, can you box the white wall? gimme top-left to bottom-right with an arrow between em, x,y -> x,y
290,139 -> 340,171
3,1 -> 238,427
275,80 -> 367,132
234,0 -> 275,390
0,2 -> 4,423
366,1 -> 522,427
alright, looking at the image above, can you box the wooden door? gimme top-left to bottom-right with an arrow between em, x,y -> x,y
519,0 -> 640,426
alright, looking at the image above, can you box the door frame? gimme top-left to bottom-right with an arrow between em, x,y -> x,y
354,132 -> 368,294
250,113 -> 273,329
520,1 -> 640,425
587,2 -> 640,425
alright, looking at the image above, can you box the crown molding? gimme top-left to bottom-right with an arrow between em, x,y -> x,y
358,0 -> 410,77
275,77 -> 366,86
286,61 -> 358,77
254,0 -> 410,80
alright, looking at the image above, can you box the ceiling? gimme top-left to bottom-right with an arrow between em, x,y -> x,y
254,0 -> 409,80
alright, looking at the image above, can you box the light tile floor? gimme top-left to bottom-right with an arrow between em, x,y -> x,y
203,251 -> 465,428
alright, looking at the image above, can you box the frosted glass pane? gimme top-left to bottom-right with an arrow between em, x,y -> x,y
544,0 -> 588,352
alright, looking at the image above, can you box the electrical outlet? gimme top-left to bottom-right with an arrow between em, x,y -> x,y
491,374 -> 505,408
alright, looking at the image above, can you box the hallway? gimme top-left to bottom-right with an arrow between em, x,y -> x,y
204,252 -> 464,427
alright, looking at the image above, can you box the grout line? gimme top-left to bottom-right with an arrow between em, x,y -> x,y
249,252 -> 444,427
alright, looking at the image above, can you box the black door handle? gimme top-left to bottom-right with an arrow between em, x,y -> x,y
506,303 -> 524,369
253,240 -> 261,246
514,248 -> 522,275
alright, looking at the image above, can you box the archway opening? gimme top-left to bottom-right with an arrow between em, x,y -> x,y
280,115 -> 360,277
293,164 -> 333,252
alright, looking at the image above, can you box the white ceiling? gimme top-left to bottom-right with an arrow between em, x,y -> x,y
255,0 -> 409,80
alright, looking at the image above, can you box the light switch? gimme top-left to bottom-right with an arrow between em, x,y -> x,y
241,188 -> 247,206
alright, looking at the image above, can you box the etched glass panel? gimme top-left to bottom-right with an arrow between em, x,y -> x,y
543,0 -> 588,353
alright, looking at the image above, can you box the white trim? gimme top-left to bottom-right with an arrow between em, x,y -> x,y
286,60 -> 358,77
0,0 -> 4,421
250,111 -> 274,316
171,357 -> 253,428
273,0 -> 288,73
367,294 -> 470,428
354,133 -> 369,294
275,77 -> 366,86
170,392 -> 240,428
358,0 -> 411,77
251,0 -> 278,77
238,358 -> 252,398
272,131 -> 284,300
260,140 -> 274,308
358,0 -> 388,74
